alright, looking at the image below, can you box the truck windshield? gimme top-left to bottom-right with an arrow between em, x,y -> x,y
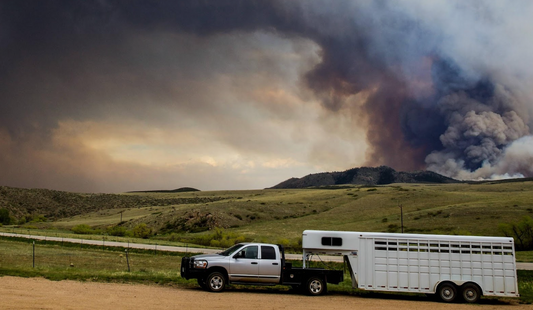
218,244 -> 244,256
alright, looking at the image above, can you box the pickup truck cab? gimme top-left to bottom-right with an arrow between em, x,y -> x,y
181,243 -> 343,295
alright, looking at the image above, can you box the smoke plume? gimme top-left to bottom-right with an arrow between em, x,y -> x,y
1,0 -> 533,192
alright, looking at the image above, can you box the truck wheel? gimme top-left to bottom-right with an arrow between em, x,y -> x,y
306,277 -> 326,296
461,283 -> 481,303
438,282 -> 457,303
206,272 -> 226,292
197,278 -> 207,290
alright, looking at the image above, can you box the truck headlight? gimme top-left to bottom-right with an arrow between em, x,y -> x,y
193,260 -> 208,269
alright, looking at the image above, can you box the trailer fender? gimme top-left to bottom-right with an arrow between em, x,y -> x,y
433,280 -> 466,292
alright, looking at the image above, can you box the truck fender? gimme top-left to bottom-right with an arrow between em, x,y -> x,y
206,267 -> 229,282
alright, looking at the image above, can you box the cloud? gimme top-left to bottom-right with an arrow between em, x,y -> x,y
0,8 -> 368,192
1,0 -> 533,192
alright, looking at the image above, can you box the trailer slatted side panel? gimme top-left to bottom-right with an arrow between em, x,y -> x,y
357,236 -> 518,296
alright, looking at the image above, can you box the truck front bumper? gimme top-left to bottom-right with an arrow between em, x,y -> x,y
180,256 -> 208,280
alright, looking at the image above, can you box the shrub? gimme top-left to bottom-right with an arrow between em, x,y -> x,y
30,215 -> 47,223
133,223 -> 152,239
387,224 -> 399,232
107,226 -> 130,237
277,238 -> 290,248
189,228 -> 249,248
71,224 -> 96,235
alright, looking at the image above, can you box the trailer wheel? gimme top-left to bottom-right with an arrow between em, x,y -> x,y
438,282 -> 457,303
306,277 -> 326,296
461,283 -> 481,303
206,272 -> 226,292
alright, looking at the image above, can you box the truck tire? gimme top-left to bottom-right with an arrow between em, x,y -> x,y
461,283 -> 481,303
306,277 -> 326,296
438,282 -> 457,303
206,272 -> 226,292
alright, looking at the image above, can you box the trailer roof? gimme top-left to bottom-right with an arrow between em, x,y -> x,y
302,230 -> 514,243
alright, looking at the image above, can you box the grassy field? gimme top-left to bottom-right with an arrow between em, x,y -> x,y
0,237 -> 190,284
1,181 -> 533,252
10,182 -> 529,244
0,237 -> 531,303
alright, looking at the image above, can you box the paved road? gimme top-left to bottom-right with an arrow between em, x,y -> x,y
1,232 -> 532,270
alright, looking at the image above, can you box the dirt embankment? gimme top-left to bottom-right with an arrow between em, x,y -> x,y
0,276 -> 527,310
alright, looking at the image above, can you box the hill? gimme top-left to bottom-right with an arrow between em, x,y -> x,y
0,186 -> 219,221
1,181 -> 533,247
128,187 -> 200,193
270,166 -> 458,189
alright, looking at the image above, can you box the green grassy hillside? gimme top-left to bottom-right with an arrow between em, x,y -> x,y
2,181 -> 533,247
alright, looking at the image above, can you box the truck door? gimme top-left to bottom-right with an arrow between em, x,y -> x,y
229,245 -> 259,282
257,245 -> 281,283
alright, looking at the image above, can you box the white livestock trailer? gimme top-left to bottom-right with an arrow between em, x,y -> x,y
302,230 -> 519,303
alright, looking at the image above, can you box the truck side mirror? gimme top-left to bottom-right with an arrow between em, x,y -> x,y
233,251 -> 245,259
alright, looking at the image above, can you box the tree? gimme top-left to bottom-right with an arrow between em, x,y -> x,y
498,216 -> 533,250
0,208 -> 11,225
133,223 -> 152,239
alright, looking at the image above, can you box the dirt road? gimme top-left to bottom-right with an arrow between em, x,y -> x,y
0,276 -> 527,310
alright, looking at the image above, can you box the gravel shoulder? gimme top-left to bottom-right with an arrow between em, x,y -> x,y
1,276 -> 528,310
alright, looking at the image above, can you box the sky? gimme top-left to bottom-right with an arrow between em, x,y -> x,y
1,1 -> 533,193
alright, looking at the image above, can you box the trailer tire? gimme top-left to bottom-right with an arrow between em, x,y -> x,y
438,282 -> 457,303
306,277 -> 326,296
461,283 -> 481,303
206,272 -> 226,292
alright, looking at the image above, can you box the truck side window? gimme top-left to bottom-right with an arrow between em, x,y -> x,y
261,246 -> 276,260
242,246 -> 258,259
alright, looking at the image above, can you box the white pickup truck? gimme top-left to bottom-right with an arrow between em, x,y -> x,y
180,242 -> 343,295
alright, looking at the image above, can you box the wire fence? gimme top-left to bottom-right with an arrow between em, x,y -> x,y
0,237 -> 184,278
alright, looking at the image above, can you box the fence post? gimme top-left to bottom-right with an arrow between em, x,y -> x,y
32,240 -> 35,268
125,249 -> 130,272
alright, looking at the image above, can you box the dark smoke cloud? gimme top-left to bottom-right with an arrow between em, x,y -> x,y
1,0 -> 532,192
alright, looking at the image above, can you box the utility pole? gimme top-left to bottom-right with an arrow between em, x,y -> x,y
399,204 -> 404,233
